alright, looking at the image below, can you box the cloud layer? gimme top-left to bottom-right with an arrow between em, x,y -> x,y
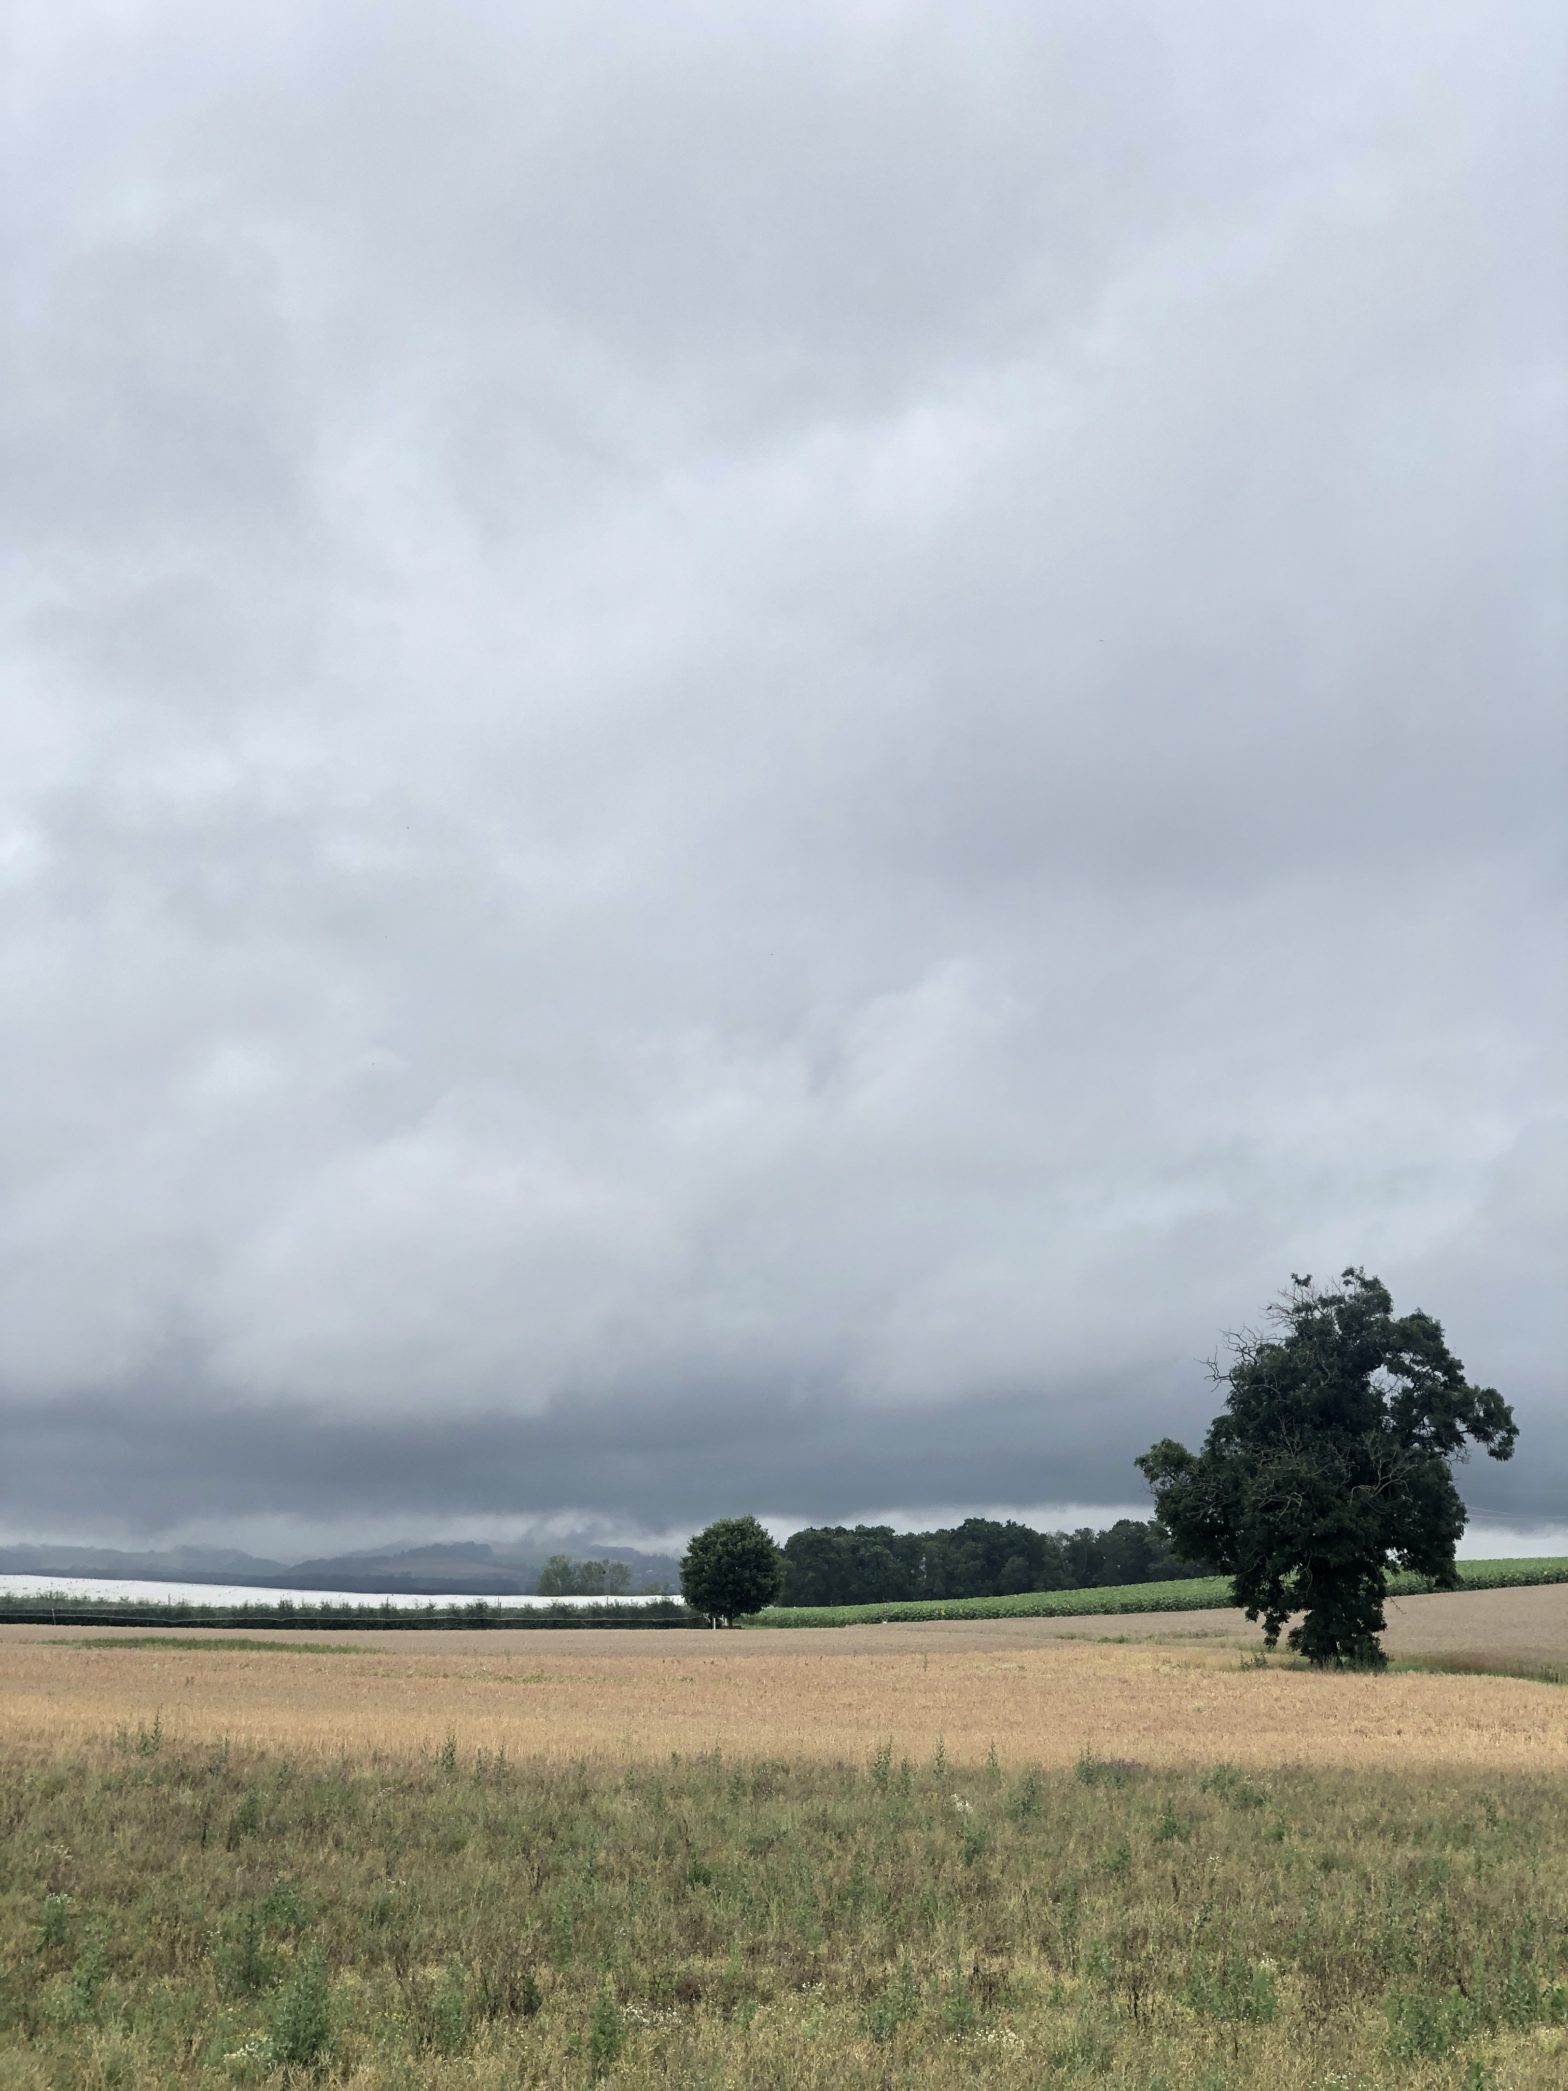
3,1 -> 1563,1546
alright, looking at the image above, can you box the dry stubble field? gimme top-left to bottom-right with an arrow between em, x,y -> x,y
2,1583 -> 1565,1770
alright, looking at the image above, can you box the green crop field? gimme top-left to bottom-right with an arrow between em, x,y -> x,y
752,1556 -> 1568,1629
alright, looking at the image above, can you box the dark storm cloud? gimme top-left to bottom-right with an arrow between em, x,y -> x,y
11,1346 -> 1564,1538
2,2 -> 1563,1548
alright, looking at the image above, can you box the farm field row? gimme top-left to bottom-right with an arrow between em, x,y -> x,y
756,1555 -> 1568,1627
2,1584 -> 1565,1772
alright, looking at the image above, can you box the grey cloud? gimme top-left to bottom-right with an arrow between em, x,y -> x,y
1,1 -> 1563,1549
9,1341 -> 1564,1541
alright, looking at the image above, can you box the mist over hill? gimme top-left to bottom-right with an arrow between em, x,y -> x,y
0,1537 -> 680,1596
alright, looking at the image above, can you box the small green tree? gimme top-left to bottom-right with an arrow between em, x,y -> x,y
535,1554 -> 577,1597
1137,1269 -> 1516,1667
535,1555 -> 633,1597
680,1515 -> 783,1626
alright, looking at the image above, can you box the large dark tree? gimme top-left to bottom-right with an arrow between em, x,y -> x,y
679,1515 -> 783,1626
1137,1269 -> 1516,1668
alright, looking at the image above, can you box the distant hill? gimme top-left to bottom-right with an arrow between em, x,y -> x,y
0,1538 -> 682,1596
0,1543 -> 289,1583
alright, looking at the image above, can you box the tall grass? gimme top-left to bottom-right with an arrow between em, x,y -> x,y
1,1739 -> 1564,2086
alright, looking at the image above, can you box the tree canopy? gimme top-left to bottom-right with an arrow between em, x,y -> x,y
679,1514 -> 783,1626
534,1555 -> 631,1597
1137,1268 -> 1516,1667
777,1516 -> 1210,1608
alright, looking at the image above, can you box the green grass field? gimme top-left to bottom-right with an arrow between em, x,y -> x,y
2,1739 -> 1565,2088
753,1555 -> 1568,1629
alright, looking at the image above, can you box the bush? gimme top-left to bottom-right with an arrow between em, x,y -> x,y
267,1951 -> 332,2069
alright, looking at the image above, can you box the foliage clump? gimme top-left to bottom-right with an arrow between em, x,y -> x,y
679,1514 -> 783,1625
534,1555 -> 633,1597
779,1513 -> 1211,1606
1139,1268 -> 1516,1666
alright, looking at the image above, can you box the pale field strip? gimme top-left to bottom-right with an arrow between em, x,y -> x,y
2,1585 -> 1564,1771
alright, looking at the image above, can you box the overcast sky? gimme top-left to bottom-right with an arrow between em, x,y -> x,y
2,1 -> 1564,1559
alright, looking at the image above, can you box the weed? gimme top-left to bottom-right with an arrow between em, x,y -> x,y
429,1961 -> 470,2055
474,1962 -> 541,2022
940,1963 -> 978,2037
1201,1764 -> 1267,1810
55,1925 -> 110,2026
211,1908 -> 276,1999
587,1978 -> 624,2079
267,1949 -> 331,2069
1384,1983 -> 1470,2060
1009,1767 -> 1041,1820
866,1955 -> 920,2045
960,1818 -> 989,1866
1076,1748 -> 1139,1788
258,1876 -> 311,1933
37,1893 -> 72,1952
1155,1798 -> 1189,1842
227,1788 -> 263,1846
1185,1949 -> 1279,2024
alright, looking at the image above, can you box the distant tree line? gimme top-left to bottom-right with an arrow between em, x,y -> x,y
777,1517 -> 1213,1608
534,1555 -> 634,1596
681,1269 -> 1516,1658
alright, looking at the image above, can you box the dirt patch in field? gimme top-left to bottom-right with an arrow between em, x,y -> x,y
1,1587 -> 1564,1772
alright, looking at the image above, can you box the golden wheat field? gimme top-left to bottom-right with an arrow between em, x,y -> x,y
4,1591 -> 1568,2087
3,1584 -> 1565,1770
